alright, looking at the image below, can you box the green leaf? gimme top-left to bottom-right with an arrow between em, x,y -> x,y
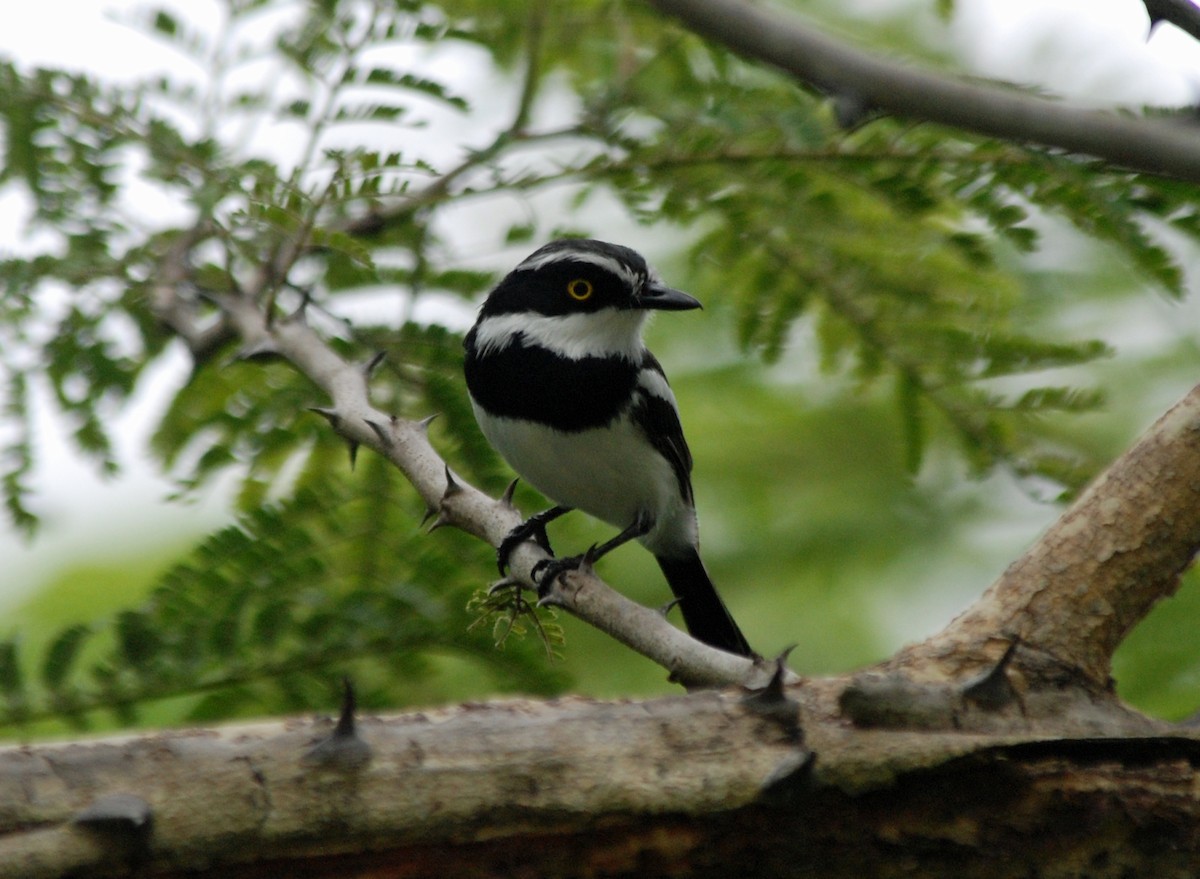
897,371 -> 925,474
0,640 -> 23,699
41,624 -> 91,690
152,10 -> 178,35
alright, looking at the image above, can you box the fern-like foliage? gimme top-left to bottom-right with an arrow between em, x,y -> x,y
0,457 -> 564,736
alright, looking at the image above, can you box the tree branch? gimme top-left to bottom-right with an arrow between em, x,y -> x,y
147,225 -> 235,363
897,382 -> 1200,687
647,0 -> 1200,182
0,691 -> 802,879
4,679 -> 1200,878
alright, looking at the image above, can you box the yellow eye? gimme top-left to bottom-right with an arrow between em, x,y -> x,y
566,278 -> 593,301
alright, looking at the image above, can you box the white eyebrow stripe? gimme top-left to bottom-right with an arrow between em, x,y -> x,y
516,248 -> 643,289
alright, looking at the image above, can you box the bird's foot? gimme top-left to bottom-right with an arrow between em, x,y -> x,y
532,544 -> 601,602
496,518 -> 555,575
531,555 -> 580,599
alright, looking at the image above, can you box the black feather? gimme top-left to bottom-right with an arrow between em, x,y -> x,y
630,355 -> 693,504
656,549 -> 753,657
465,329 -> 637,431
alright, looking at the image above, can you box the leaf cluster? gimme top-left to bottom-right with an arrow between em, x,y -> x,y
0,457 -> 563,736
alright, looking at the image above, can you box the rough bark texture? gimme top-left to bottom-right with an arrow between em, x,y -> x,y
901,385 -> 1200,687
3,682 -> 1200,878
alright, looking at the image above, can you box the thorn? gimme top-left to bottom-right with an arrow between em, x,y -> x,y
500,478 -> 520,509
580,544 -> 600,571
307,406 -> 341,429
743,649 -> 802,743
962,638 -> 1022,712
416,413 -> 439,434
364,418 -> 394,448
746,646 -> 796,706
427,511 -> 454,532
442,464 -> 462,498
657,596 -> 683,618
303,678 -> 372,770
348,441 -> 359,470
420,505 -> 437,526
429,468 -> 463,532
334,676 -> 358,739
362,350 -> 387,378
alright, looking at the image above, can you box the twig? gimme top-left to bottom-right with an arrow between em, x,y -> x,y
648,0 -> 1200,182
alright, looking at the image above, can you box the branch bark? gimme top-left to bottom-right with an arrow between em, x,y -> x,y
648,0 -> 1200,181
901,384 -> 1200,686
5,681 -> 1200,878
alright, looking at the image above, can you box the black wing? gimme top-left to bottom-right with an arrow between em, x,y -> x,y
631,352 -> 694,505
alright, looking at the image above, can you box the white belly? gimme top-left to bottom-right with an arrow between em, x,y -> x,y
473,404 -> 697,554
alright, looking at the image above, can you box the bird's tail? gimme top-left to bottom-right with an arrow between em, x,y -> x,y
656,550 -> 753,657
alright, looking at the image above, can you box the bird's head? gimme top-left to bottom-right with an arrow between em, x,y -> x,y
479,239 -> 701,319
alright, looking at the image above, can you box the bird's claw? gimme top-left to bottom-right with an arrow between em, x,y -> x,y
496,520 -> 555,575
532,554 -> 585,599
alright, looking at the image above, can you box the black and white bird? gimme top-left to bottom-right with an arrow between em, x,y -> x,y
463,238 -> 753,657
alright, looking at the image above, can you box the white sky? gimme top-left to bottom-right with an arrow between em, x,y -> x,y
1,0 -> 1199,614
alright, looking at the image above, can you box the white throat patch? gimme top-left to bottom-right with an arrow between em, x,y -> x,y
472,309 -> 648,361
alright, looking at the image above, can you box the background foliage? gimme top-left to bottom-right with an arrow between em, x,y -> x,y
1,0 -> 1199,738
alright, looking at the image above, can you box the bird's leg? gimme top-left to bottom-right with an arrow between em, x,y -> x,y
532,512 -> 653,595
497,505 -> 572,574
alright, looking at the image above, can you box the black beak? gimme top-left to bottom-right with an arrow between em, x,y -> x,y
636,280 -> 702,311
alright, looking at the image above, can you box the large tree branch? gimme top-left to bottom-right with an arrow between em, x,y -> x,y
648,0 -> 1200,182
896,383 -> 1200,686
4,677 -> 1200,878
